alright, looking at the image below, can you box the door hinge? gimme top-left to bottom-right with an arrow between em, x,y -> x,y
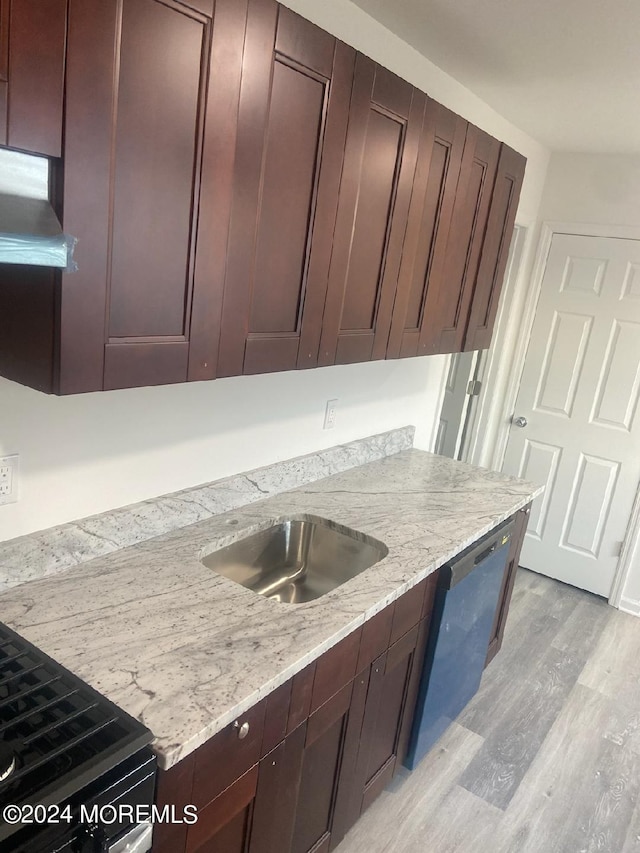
467,379 -> 482,397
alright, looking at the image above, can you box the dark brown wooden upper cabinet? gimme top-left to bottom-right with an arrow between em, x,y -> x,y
216,0 -> 355,378
317,57 -> 424,367
386,100 -> 467,359
0,0 -> 8,144
60,0 -> 238,393
463,143 -> 526,352
426,124 -> 501,355
0,0 -> 527,395
0,0 -> 67,156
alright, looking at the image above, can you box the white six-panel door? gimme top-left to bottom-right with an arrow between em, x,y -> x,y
502,233 -> 640,597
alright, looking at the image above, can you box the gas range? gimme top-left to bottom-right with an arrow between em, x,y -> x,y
0,621 -> 156,852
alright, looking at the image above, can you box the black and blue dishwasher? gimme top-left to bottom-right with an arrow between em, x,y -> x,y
404,517 -> 515,769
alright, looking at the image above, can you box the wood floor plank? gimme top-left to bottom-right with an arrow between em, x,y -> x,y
621,791 -> 640,853
510,567 -> 542,594
551,593 -> 613,656
537,574 -> 596,620
561,735 -> 640,853
402,784 -> 501,853
601,695 -> 640,757
460,585 -> 581,737
496,684 -> 640,853
334,723 -> 485,853
459,645 -> 585,809
579,609 -> 640,699
515,567 -> 564,597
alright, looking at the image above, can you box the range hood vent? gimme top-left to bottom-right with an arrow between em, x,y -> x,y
0,193 -> 76,269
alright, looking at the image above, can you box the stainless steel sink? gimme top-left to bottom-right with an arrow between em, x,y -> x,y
201,515 -> 388,604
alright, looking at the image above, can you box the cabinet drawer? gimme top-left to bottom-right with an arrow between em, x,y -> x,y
287,661 -> 316,735
389,571 -> 439,646
357,606 -> 394,671
153,751 -> 196,853
421,572 -> 438,621
192,699 -> 267,809
262,679 -> 292,755
389,578 -> 427,645
310,627 -> 362,713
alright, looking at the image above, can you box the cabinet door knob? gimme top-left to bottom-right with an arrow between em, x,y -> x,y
234,720 -> 250,740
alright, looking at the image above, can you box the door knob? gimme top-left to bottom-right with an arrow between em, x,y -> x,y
513,416 -> 528,428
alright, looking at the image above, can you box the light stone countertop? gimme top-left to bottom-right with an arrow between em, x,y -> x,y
0,449 -> 542,770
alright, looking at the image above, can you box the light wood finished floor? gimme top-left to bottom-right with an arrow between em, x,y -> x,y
336,568 -> 640,853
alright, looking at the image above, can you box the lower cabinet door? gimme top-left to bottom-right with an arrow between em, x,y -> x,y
348,619 -> 429,822
290,677 -> 369,853
249,725 -> 307,853
186,764 -> 259,853
182,726 -> 306,853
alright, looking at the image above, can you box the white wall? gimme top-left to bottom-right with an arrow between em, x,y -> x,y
540,153 -> 640,226
0,358 -> 447,540
0,0 -> 550,543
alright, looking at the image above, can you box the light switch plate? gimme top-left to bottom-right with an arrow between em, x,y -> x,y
0,454 -> 19,505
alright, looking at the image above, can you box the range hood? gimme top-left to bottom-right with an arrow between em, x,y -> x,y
0,192 -> 76,269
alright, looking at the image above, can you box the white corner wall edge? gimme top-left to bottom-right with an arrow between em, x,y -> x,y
0,426 -> 414,591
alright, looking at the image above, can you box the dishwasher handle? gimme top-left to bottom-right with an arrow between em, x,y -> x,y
473,542 -> 498,566
444,518 -> 516,589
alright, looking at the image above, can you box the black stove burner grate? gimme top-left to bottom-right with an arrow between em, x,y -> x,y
0,622 -> 153,842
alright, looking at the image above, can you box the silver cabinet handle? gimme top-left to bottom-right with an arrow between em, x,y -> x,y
513,416 -> 528,428
234,720 -> 250,739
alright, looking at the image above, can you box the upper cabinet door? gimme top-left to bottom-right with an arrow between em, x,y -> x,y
0,1 -> 9,144
216,0 -> 355,378
0,0 -> 67,156
387,100 -> 467,359
428,125 -> 501,354
318,57 -> 424,367
463,144 -> 526,352
62,0 -> 228,392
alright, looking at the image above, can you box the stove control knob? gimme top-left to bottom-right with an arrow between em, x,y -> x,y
74,822 -> 108,853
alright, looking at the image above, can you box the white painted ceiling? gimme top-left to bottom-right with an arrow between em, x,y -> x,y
351,0 -> 640,153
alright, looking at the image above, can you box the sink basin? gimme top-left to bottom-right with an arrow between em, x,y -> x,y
201,515 -> 388,604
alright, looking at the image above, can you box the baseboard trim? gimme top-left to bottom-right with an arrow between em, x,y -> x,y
618,596 -> 640,617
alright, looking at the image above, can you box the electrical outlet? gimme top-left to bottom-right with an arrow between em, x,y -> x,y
0,454 -> 19,505
323,399 -> 338,430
